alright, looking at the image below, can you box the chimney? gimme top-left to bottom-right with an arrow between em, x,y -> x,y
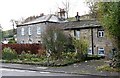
75,12 -> 80,21
58,8 -> 66,20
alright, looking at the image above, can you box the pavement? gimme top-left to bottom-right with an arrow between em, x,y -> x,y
1,59 -> 120,77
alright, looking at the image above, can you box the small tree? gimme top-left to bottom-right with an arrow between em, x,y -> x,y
73,38 -> 88,60
41,25 -> 68,60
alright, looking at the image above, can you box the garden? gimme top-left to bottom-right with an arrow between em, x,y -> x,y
2,25 -> 104,67
2,47 -> 104,67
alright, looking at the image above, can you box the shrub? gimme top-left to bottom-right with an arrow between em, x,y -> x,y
73,38 -> 88,61
110,51 -> 120,68
2,47 -> 17,60
2,44 -> 44,54
8,39 -> 16,43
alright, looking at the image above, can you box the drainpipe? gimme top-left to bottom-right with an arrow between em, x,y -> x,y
91,28 -> 94,55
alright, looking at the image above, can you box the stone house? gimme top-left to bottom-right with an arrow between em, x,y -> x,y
17,14 -> 67,44
62,20 -> 113,56
16,13 -> 113,56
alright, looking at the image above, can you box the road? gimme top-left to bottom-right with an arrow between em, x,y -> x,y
0,68 -> 118,78
1,68 -> 80,76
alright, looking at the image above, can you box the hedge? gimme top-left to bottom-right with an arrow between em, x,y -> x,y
2,44 -> 45,55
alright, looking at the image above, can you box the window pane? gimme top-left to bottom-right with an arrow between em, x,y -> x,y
98,48 -> 105,56
76,30 -> 80,39
21,28 -> 24,35
37,27 -> 41,34
98,31 -> 104,37
28,27 -> 31,35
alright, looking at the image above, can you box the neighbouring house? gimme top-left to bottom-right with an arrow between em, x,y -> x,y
16,12 -> 113,57
17,14 -> 67,44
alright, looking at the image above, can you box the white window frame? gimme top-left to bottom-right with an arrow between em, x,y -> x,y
54,33 -> 57,41
88,47 -> 92,55
28,27 -> 31,35
21,40 -> 24,44
21,28 -> 24,35
98,48 -> 105,56
37,27 -> 41,35
28,39 -> 32,44
76,30 -> 80,39
98,30 -> 104,37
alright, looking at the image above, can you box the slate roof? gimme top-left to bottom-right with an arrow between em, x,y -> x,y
47,20 -> 101,30
17,14 -> 68,27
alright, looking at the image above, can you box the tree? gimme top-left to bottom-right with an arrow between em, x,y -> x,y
98,2 -> 120,68
10,19 -> 18,40
62,0 -> 70,19
41,25 -> 69,60
86,2 -> 99,19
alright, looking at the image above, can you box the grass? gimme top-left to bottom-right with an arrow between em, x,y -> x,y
97,65 -> 120,72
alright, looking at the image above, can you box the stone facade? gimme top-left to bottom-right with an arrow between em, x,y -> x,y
16,14 -> 113,56
65,26 -> 113,56
17,23 -> 46,44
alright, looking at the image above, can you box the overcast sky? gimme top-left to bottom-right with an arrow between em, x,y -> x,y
0,0 -> 90,31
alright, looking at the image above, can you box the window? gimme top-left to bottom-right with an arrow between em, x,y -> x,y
76,30 -> 80,39
98,48 -> 105,56
28,39 -> 32,44
37,27 -> 41,35
88,48 -> 92,55
38,41 -> 42,44
21,28 -> 24,35
21,40 -> 24,44
98,30 -> 104,37
28,27 -> 31,35
54,33 -> 57,41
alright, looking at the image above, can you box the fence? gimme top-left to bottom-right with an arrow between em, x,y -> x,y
2,44 -> 45,55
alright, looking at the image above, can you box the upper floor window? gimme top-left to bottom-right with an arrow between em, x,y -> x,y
76,30 -> 80,39
54,33 -> 57,41
74,30 -> 80,39
98,30 -> 104,37
28,27 -> 31,35
98,47 -> 105,56
37,27 -> 41,35
21,28 -> 24,35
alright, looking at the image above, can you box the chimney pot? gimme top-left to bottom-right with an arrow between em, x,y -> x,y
75,12 -> 80,21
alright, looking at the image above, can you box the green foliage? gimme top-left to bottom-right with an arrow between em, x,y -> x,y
73,38 -> 88,54
98,2 -> 120,68
73,38 -> 88,60
97,65 -> 120,72
98,2 -> 120,50
2,29 -> 14,38
8,38 -> 16,43
2,47 -> 17,60
42,25 -> 70,60
110,51 -> 120,68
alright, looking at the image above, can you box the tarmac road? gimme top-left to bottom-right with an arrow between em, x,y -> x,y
1,68 -> 118,78
1,68 -> 80,76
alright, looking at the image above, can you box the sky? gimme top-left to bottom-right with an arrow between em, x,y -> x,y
0,0 -> 90,31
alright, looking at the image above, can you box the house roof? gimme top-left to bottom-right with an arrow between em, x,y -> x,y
47,20 -> 101,30
17,14 -> 68,27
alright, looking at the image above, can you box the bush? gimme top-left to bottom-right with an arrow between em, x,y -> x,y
2,44 -> 44,54
110,51 -> 120,68
8,39 -> 16,43
2,47 -> 17,60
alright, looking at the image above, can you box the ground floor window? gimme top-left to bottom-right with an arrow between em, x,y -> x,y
28,39 -> 32,44
88,48 -> 92,55
21,40 -> 24,44
98,48 -> 105,56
